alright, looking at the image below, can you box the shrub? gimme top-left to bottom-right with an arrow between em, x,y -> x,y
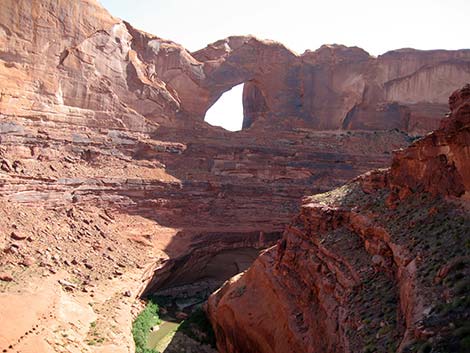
177,307 -> 216,347
417,341 -> 432,353
132,300 -> 161,353
453,279 -> 470,295
460,336 -> 470,352
454,324 -> 470,338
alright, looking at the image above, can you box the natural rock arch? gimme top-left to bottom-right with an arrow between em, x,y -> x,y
125,30 -> 470,133
185,36 -> 301,129
202,79 -> 271,131
3,0 -> 470,134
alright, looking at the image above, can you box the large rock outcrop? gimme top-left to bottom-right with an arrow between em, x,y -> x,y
0,0 -> 469,352
1,0 -> 470,134
389,84 -> 470,198
206,85 -> 470,353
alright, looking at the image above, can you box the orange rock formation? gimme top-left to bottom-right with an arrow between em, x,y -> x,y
207,86 -> 470,353
1,0 -> 469,352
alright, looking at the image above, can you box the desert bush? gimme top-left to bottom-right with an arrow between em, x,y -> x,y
177,307 -> 216,347
132,300 -> 161,353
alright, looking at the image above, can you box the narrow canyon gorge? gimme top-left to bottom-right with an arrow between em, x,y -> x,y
0,1 -> 469,353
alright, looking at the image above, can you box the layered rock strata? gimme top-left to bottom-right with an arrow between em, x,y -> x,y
2,1 -> 470,135
0,0 -> 469,352
207,86 -> 470,353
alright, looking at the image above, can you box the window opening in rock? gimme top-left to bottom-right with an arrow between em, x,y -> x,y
204,84 -> 244,131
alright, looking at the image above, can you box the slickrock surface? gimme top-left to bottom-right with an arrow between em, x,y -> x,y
206,86 -> 470,353
1,0 -> 469,352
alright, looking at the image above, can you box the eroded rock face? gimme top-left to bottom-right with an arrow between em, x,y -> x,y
207,86 -> 470,353
1,0 -> 469,352
1,1 -> 470,134
184,41 -> 470,133
0,1 -> 411,348
390,84 -> 470,199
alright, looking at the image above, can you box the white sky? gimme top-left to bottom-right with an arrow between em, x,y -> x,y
99,0 -> 470,131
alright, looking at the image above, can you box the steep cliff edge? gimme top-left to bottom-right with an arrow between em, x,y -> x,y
207,86 -> 470,353
2,1 -> 470,133
0,1 -> 413,352
389,84 -> 470,199
1,0 -> 470,352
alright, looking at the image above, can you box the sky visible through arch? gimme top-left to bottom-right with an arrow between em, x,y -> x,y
204,85 -> 245,131
99,0 -> 470,131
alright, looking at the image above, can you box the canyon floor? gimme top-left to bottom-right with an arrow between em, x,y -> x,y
207,86 -> 470,353
1,1 -> 469,352
0,119 -> 409,352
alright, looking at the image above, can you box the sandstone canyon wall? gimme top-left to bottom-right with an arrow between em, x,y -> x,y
0,0 -> 469,352
2,1 -> 470,135
207,86 -> 470,353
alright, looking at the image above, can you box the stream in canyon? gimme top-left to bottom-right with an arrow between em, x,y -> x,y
141,247 -> 263,351
142,294 -> 216,352
147,320 -> 180,351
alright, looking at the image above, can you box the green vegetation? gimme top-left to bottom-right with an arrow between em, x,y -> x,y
460,336 -> 470,351
313,181 -> 470,353
417,342 -> 432,353
378,192 -> 470,353
87,337 -> 105,346
132,299 -> 161,353
363,343 -> 377,353
177,307 -> 216,347
87,320 -> 105,346
351,268 -> 399,352
151,295 -> 216,348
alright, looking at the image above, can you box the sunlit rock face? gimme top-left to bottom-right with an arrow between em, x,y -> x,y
0,1 -> 469,352
389,84 -> 470,199
182,41 -> 470,134
2,1 -> 470,134
206,85 -> 470,353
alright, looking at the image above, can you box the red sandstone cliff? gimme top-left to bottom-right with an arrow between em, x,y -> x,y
1,1 -> 470,134
1,0 -> 470,352
207,85 -> 470,353
389,84 -> 470,199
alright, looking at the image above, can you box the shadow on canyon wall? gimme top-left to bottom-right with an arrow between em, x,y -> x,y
110,121 -> 411,298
